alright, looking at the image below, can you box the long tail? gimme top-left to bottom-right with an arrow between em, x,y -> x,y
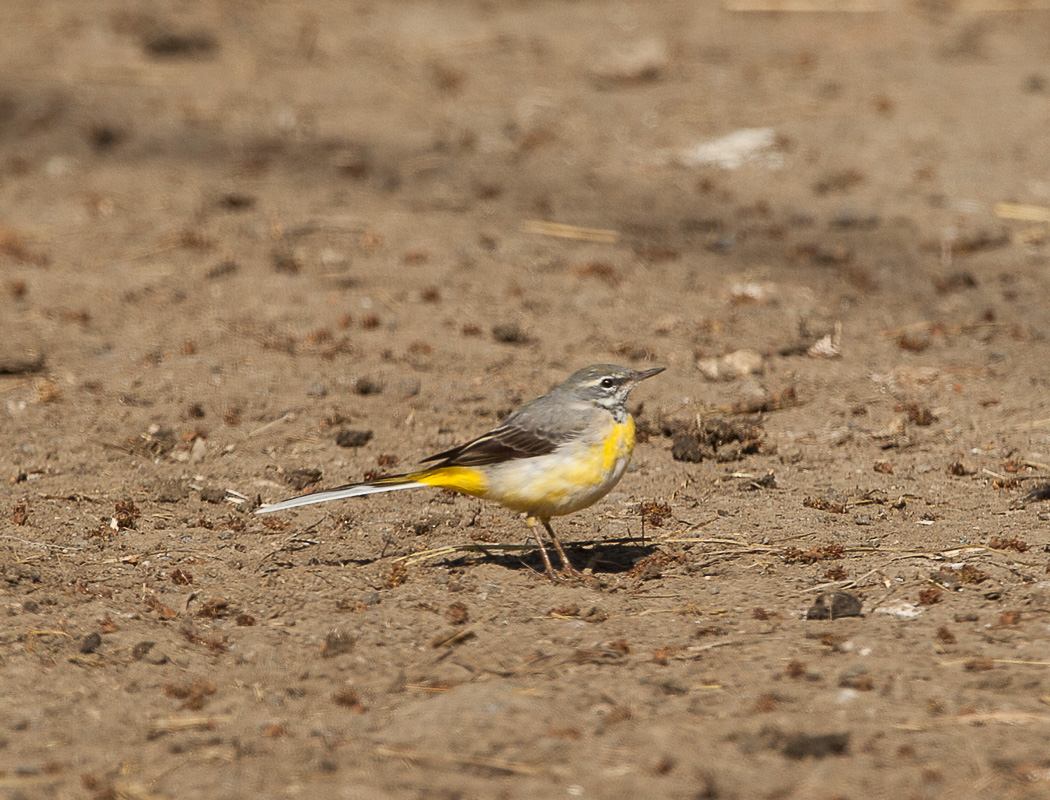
255,466 -> 486,514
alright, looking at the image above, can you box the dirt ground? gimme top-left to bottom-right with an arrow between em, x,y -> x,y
3,1 -> 1050,798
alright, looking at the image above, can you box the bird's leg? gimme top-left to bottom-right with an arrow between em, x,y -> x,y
524,516 -> 558,580
542,519 -> 584,577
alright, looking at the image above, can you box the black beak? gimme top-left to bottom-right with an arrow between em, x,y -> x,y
633,367 -> 666,382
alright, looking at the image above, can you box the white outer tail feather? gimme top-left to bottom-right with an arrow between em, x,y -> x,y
255,481 -> 427,514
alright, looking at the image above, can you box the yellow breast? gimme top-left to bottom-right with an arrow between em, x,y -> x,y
416,415 -> 637,518
564,415 -> 634,488
481,415 -> 636,517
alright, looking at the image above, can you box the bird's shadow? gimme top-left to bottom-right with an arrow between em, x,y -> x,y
460,539 -> 658,576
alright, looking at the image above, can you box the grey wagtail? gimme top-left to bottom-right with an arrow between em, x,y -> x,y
257,364 -> 664,578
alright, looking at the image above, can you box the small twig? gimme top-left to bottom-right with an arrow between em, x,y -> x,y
1010,418 -> 1050,431
520,219 -> 619,243
255,521 -> 324,571
0,535 -> 81,552
149,715 -> 232,735
938,658 -> 1050,668
896,711 -> 1050,732
995,202 -> 1050,222
375,744 -> 540,776
246,412 -> 297,439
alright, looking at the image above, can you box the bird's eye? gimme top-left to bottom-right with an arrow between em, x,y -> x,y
600,377 -> 616,389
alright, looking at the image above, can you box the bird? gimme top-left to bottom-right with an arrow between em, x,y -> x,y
256,364 -> 664,579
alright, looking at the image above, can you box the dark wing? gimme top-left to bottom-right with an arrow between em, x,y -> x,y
421,423 -> 577,468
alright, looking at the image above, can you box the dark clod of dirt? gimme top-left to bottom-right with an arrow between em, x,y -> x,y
272,247 -> 301,274
671,434 -> 705,463
918,587 -> 942,605
957,562 -> 986,583
812,168 -> 864,195
218,192 -> 255,210
4,564 -> 41,584
354,377 -> 383,396
336,429 -> 373,448
997,610 -> 1022,627
11,501 -> 28,525
322,631 -> 356,658
945,228 -> 1009,254
492,322 -> 530,344
790,242 -> 853,266
170,569 -> 193,586
783,543 -> 844,564
143,30 -> 218,59
445,602 -> 469,625
199,486 -> 226,504
838,669 -> 873,691
631,552 -> 685,580
78,632 -> 102,654
114,500 -> 139,530
132,641 -> 154,660
745,472 -> 778,490
0,354 -> 46,375
829,209 -> 881,229
132,641 -> 167,665
987,536 -> 1028,553
550,604 -> 581,617
206,260 -> 239,280
936,626 -> 957,644
638,500 -> 672,527
164,679 -> 216,710
934,270 -> 978,293
947,460 -> 976,476
196,598 -> 230,619
670,417 -> 766,463
897,331 -> 931,352
805,592 -> 863,620
582,606 -> 609,624
1021,482 -> 1050,504
332,687 -> 367,712
781,731 -> 850,760
284,469 -> 322,491
153,479 -> 188,503
383,563 -> 409,588
87,124 -> 123,152
803,496 -> 847,514
897,401 -> 938,426
1025,73 -> 1048,93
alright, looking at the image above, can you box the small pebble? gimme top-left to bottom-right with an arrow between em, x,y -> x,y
806,592 -> 863,620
